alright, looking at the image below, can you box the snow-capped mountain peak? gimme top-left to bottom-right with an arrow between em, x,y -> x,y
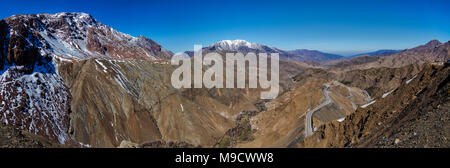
194,39 -> 346,62
209,39 -> 265,51
3,12 -> 172,61
40,12 -> 97,24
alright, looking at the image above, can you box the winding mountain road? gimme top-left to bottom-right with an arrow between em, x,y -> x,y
305,85 -> 331,137
303,83 -> 368,137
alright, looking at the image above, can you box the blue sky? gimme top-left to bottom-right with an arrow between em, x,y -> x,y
1,0 -> 449,55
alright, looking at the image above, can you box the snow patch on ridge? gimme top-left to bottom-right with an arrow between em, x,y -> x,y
95,59 -> 108,73
361,100 -> 376,109
406,74 -> 418,84
337,117 -> 346,122
382,89 -> 395,99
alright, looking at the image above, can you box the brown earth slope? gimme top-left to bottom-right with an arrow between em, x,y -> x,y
299,62 -> 449,148
233,77 -> 369,148
55,54 -> 306,147
336,64 -> 423,97
0,122 -> 65,148
57,59 -> 236,147
294,64 -> 423,98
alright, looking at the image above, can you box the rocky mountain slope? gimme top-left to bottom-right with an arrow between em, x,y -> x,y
230,78 -> 370,147
0,12 -> 173,146
336,63 -> 423,97
2,12 -> 172,61
294,63 -> 423,98
321,40 -> 448,98
298,62 -> 449,148
0,122 -> 66,148
57,58 -> 249,147
229,40 -> 449,148
0,16 -> 74,144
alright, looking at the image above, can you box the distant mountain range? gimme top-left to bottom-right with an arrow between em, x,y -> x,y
186,39 -> 344,62
187,40 -> 411,63
327,39 -> 449,71
349,49 -> 404,58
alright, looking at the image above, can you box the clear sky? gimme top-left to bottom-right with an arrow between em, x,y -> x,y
1,0 -> 449,55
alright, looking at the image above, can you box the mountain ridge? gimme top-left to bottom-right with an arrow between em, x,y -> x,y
1,12 -> 172,62
350,49 -> 403,58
